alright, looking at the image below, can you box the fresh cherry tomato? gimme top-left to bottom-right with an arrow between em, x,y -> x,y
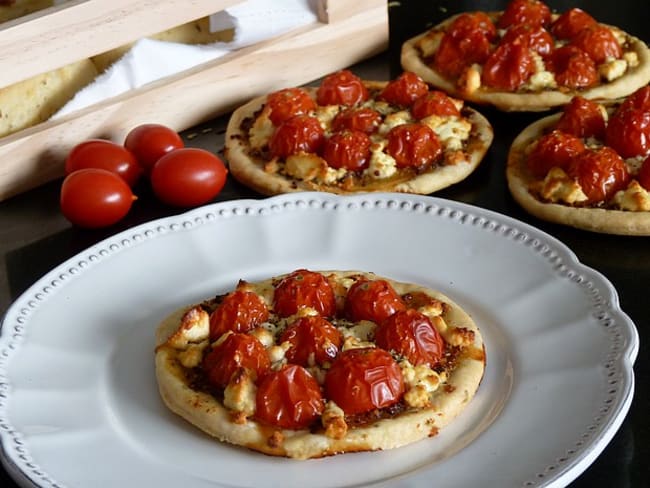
202,333 -> 270,388
345,278 -> 406,323
567,147 -> 630,204
482,39 -> 536,90
266,88 -> 316,126
638,156 -> 650,191
606,108 -> 650,159
556,96 -> 607,139
332,107 -> 382,134
411,91 -> 460,119
375,309 -> 445,368
322,130 -> 372,171
446,12 -> 497,41
60,168 -> 135,228
570,25 -> 622,64
316,70 -> 369,106
500,24 -> 554,57
526,130 -> 586,178
497,0 -> 552,29
124,124 -> 184,174
386,123 -> 442,170
548,45 -> 599,89
279,315 -> 342,367
550,8 -> 597,40
433,31 -> 492,79
273,269 -> 336,318
324,348 -> 404,416
268,115 -> 324,159
65,139 -> 142,187
618,86 -> 650,113
379,72 -> 429,107
150,148 -> 227,207
255,364 -> 324,430
209,289 -> 270,341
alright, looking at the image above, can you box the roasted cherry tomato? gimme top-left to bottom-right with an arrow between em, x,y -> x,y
446,11 -> 497,41
316,70 -> 369,106
255,364 -> 324,430
482,40 -> 536,90
570,25 -> 622,64
324,348 -> 404,416
322,130 -> 372,171
567,147 -> 630,204
273,269 -> 336,318
332,107 -> 382,134
411,90 -> 460,119
268,115 -> 324,159
497,0 -> 552,29
386,123 -> 442,169
374,309 -> 446,368
550,8 -> 597,40
618,86 -> 650,113
556,96 -> 607,139
526,130 -> 586,178
279,315 -> 342,367
202,333 -> 270,388
124,124 -> 184,174
150,148 -> 227,207
345,278 -> 406,324
209,289 -> 270,341
60,168 -> 135,228
433,31 -> 492,79
379,72 -> 429,107
65,139 -> 142,187
266,87 -> 316,126
638,156 -> 650,191
548,45 -> 599,89
606,108 -> 650,159
500,24 -> 554,57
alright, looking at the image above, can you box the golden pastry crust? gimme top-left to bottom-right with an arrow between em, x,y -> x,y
155,270 -> 486,459
401,12 -> 650,112
224,83 -> 494,196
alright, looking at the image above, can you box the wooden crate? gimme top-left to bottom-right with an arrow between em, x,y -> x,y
0,0 -> 388,201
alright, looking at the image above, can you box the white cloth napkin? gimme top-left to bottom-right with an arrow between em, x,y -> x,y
54,0 -> 318,117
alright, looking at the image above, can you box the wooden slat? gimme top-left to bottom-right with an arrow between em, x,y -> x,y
0,0 -> 243,88
317,0 -> 386,23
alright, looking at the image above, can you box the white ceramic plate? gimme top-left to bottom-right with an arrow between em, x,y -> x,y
0,192 -> 638,488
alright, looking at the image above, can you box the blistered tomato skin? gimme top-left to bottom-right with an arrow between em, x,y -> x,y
411,91 -> 460,119
124,124 -> 184,173
255,365 -> 324,430
324,348 -> 404,416
619,86 -> 650,113
548,45 -> 599,89
202,333 -> 270,389
500,24 -> 554,57
379,72 -> 429,107
526,130 -> 586,178
279,315 -> 342,367
571,25 -> 622,64
268,115 -> 324,159
60,168 -> 135,228
482,40 -> 536,91
375,309 -> 446,368
446,12 -> 497,41
638,156 -> 650,191
316,70 -> 369,107
65,139 -> 142,187
273,269 -> 336,318
332,107 -> 382,134
150,148 -> 227,207
433,30 -> 492,79
567,147 -> 630,204
345,279 -> 406,324
266,88 -> 316,126
550,8 -> 597,40
386,123 -> 442,169
209,290 -> 270,341
606,108 -> 650,159
322,130 -> 372,171
556,96 -> 607,140
497,0 -> 552,29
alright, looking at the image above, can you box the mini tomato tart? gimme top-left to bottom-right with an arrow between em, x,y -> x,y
507,86 -> 650,235
401,0 -> 650,111
154,270 -> 486,459
224,70 -> 494,195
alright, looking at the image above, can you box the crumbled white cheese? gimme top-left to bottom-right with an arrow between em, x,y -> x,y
378,110 -> 413,135
399,359 -> 441,408
284,153 -> 327,181
167,306 -> 210,349
599,59 -> 627,82
612,180 -> 650,211
363,140 -> 397,179
458,64 -> 482,95
422,115 -> 471,151
522,52 -> 557,90
322,400 -> 347,439
536,167 -> 589,204
223,369 -> 257,416
624,51 -> 639,68
248,109 -> 275,150
315,105 -> 341,134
